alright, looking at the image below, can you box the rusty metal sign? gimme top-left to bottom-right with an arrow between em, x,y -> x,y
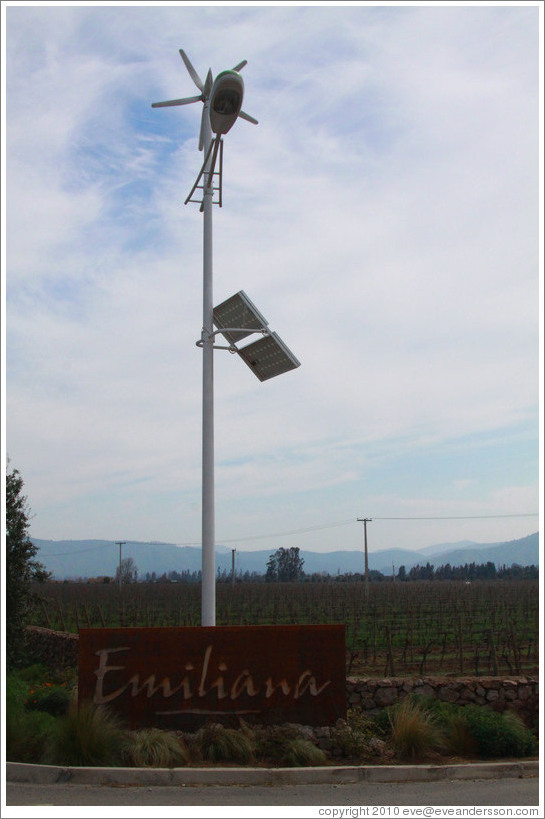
78,625 -> 345,730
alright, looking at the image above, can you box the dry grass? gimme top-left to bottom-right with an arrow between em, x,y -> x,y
125,728 -> 190,768
192,723 -> 255,763
388,697 -> 445,761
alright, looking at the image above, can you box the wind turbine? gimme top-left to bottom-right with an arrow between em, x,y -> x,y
152,50 -> 258,206
152,50 -> 299,628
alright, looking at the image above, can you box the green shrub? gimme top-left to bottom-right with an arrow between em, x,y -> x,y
6,671 -> 59,763
404,695 -> 537,759
6,704 -> 59,763
6,674 -> 28,713
11,663 -> 50,685
441,709 -> 478,757
44,700 -> 128,767
331,710 -> 379,759
124,728 -> 190,768
388,697 -> 446,760
8,664 -> 78,718
194,723 -> 255,763
374,707 -> 393,736
26,686 -> 71,717
461,706 -> 537,758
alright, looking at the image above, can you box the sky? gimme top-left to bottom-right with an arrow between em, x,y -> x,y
2,1 -> 543,557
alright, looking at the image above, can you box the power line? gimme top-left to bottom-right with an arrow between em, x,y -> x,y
213,513 -> 538,544
370,514 -> 539,521
211,518 -> 357,544
35,542 -> 114,557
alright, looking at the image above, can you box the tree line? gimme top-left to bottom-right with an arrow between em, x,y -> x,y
52,549 -> 540,585
396,561 -> 538,582
135,549 -> 537,584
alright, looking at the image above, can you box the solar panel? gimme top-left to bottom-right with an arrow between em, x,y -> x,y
213,290 -> 268,345
236,331 -> 301,382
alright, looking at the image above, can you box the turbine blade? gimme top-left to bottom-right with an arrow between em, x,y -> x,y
198,105 -> 208,151
239,110 -> 259,125
151,95 -> 202,108
232,59 -> 247,72
204,69 -> 213,98
179,49 -> 204,92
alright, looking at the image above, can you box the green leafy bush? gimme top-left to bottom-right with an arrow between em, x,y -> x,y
461,706 -> 537,758
331,709 -> 380,759
401,695 -> 537,759
124,728 -> 190,768
11,663 -> 50,685
9,663 -> 78,717
7,709 -> 59,763
6,674 -> 28,713
26,685 -> 71,717
374,707 -> 393,736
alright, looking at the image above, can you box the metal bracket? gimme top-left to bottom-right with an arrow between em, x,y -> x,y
195,326 -> 270,352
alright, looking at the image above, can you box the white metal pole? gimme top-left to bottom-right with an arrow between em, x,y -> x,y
201,100 -> 216,627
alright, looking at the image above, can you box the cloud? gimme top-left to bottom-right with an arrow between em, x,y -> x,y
5,4 -> 540,549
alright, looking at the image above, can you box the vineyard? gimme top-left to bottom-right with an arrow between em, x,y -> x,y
31,579 -> 539,677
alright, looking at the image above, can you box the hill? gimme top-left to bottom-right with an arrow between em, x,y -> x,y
418,540 -> 477,556
31,532 -> 539,580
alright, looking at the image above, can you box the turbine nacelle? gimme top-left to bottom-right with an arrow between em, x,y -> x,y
209,70 -> 244,136
151,49 -> 258,148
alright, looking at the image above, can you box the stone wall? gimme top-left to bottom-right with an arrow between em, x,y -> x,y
25,627 -> 538,726
347,675 -> 538,726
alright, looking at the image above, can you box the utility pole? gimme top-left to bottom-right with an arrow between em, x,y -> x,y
357,519 -> 372,600
116,541 -> 126,590
231,548 -> 236,589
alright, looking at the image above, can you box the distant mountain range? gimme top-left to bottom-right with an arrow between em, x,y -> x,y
31,532 -> 539,581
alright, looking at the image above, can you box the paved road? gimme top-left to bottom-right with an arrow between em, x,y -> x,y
5,776 -> 541,808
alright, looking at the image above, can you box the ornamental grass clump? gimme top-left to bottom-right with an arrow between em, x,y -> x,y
124,728 -> 190,768
253,724 -> 326,767
44,700 -> 128,767
193,723 -> 255,764
279,737 -> 327,767
388,697 -> 446,761
406,695 -> 477,757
